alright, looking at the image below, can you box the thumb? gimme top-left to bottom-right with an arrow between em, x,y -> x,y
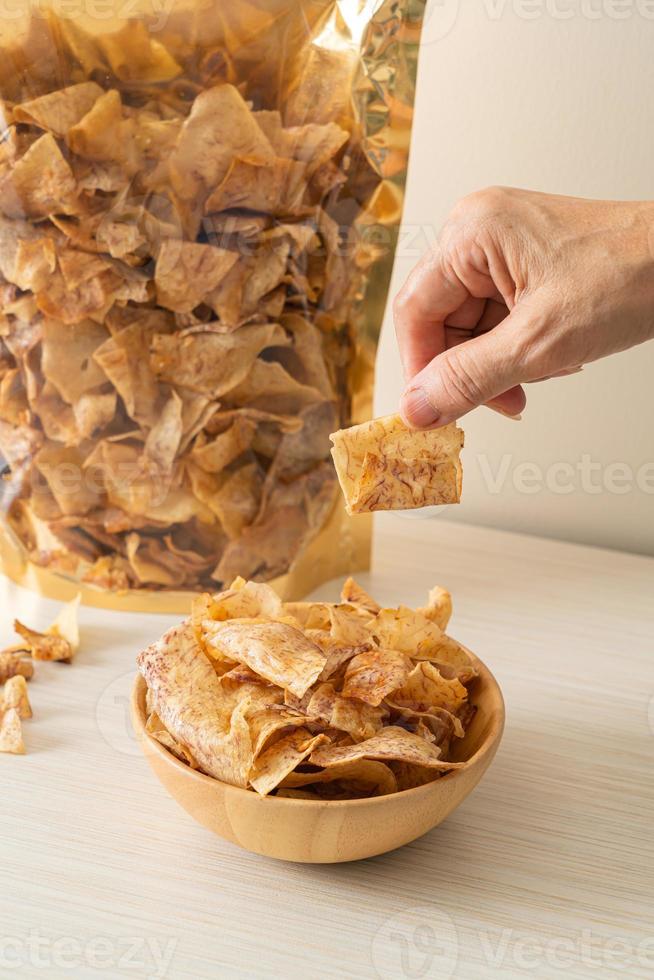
400,315 -> 528,427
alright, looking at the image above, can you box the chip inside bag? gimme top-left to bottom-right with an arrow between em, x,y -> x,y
0,1 -> 428,611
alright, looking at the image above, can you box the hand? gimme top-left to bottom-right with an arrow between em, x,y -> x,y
394,187 -> 654,427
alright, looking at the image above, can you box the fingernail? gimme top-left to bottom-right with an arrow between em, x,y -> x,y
488,403 -> 523,421
400,386 -> 440,428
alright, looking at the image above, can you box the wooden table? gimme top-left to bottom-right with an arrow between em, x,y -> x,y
1,516 -> 653,979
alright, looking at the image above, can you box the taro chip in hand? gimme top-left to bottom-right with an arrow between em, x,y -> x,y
330,414 -> 464,515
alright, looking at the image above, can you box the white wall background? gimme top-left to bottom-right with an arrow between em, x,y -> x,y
375,0 -> 654,556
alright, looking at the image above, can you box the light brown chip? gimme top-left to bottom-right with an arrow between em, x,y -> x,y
145,711 -> 198,768
155,241 -> 240,313
392,662 -> 468,712
372,606 -> 476,679
137,620 -> 254,787
67,89 -> 137,168
309,726 -> 464,772
341,648 -> 411,707
191,417 -> 256,473
0,651 -> 34,684
41,319 -> 109,404
306,682 -> 385,740
419,586 -> 453,631
204,157 -> 307,216
150,323 -> 289,397
249,728 -> 328,797
0,133 -> 76,219
14,594 -> 81,662
35,445 -> 104,516
0,708 -> 25,754
93,317 -> 166,427
73,389 -> 117,440
144,390 -> 183,472
204,620 -> 326,699
168,84 -> 275,203
340,577 -> 381,614
330,414 -> 464,515
206,578 -> 284,621
14,82 -> 103,136
1,675 -> 32,719
281,759 -> 397,797
97,21 -> 182,83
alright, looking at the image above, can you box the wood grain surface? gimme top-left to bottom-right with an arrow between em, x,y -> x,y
1,514 -> 652,979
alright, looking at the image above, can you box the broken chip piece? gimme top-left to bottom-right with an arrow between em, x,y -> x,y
12,595 -> 81,663
137,576 -> 477,798
330,414 -> 464,515
0,708 -> 25,754
1,675 -> 32,719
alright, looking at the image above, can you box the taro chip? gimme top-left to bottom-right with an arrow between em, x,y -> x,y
306,682 -> 385,740
155,241 -> 239,314
0,708 -> 25,754
330,414 -> 464,515
393,662 -> 468,713
168,84 -> 275,203
309,726 -> 465,772
191,417 -> 256,473
93,320 -> 164,427
14,594 -> 81,662
340,577 -> 381,615
97,21 -> 182,83
341,648 -> 411,707
249,728 -> 329,797
41,318 -> 109,403
204,157 -> 307,216
0,650 -> 34,684
419,586 -> 453,631
144,390 -> 183,472
35,445 -> 104,516
14,82 -> 104,136
2,675 -> 32,719
281,759 -> 397,797
150,323 -> 289,397
225,359 -> 323,413
67,90 -> 136,168
146,711 -> 198,768
209,578 -> 283,621
204,620 -> 326,698
0,134 -> 76,219
137,620 -> 254,787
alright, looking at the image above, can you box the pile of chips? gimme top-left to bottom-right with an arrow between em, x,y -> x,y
0,8 -> 378,591
137,576 -> 478,798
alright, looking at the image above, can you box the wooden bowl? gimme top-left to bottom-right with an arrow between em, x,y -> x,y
131,648 -> 504,863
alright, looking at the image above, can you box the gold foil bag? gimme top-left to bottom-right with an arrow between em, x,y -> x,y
0,0 -> 426,612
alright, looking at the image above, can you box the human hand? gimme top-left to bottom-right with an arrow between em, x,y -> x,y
394,187 -> 654,427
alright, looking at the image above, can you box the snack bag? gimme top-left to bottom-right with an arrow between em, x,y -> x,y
0,0 -> 427,611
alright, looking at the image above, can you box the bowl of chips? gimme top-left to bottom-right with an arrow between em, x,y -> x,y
131,577 -> 504,863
